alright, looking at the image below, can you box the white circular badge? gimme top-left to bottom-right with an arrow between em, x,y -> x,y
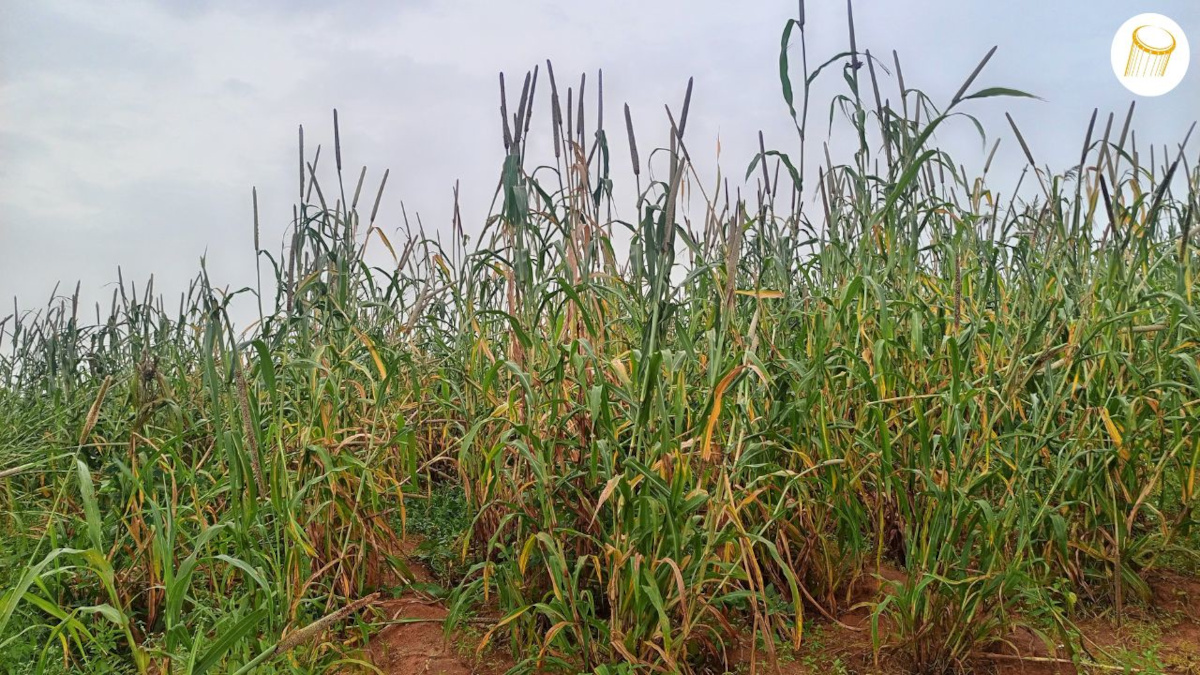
1111,13 -> 1190,96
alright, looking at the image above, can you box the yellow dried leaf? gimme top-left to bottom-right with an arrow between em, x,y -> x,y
1100,408 -> 1128,461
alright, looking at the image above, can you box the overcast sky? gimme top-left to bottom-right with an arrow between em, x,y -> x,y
1,0 -> 1196,318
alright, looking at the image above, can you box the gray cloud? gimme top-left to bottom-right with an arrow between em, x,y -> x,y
1,0 -> 1196,318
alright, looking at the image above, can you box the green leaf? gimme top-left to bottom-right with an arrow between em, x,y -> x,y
959,87 -> 1040,102
76,458 -> 103,551
193,608 -> 268,675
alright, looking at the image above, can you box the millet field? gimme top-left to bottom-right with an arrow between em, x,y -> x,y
2,3 -> 1200,674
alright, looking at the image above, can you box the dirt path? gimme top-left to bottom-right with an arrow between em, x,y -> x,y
359,539 -> 511,675
365,596 -> 502,675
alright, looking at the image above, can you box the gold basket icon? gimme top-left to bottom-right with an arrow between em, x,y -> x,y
1125,25 -> 1176,77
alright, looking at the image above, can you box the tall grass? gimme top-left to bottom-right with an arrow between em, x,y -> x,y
2,3 -> 1199,674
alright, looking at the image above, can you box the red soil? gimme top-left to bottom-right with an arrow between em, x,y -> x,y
355,548 -> 1200,674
